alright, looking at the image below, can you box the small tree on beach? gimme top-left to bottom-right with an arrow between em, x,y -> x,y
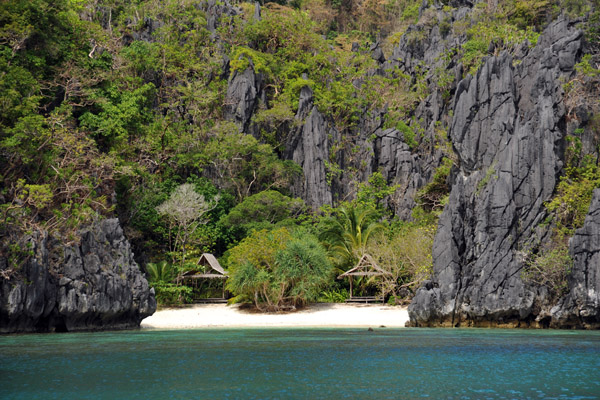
367,223 -> 434,302
318,204 -> 384,271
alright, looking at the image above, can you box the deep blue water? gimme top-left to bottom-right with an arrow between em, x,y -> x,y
1,328 -> 599,399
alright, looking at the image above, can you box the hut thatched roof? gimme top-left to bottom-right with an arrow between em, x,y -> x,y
338,254 -> 390,279
182,253 -> 228,279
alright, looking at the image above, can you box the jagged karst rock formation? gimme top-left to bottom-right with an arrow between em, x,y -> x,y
409,17 -> 588,327
216,1 -> 599,327
0,219 -> 156,333
4,0 -> 598,332
286,86 -> 334,208
224,63 -> 265,133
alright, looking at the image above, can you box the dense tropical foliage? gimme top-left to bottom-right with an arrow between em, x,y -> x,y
0,0 -> 597,307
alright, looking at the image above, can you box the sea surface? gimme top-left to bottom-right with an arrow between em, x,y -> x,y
1,328 -> 599,399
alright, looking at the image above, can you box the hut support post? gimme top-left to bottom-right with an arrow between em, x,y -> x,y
349,277 -> 353,299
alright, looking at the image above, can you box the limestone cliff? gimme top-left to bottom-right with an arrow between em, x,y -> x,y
408,17 -> 595,328
220,1 -> 599,328
551,189 -> 600,329
0,219 -> 156,333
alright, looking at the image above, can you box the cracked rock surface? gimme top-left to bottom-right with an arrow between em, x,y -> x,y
0,219 -> 156,333
409,18 -> 584,327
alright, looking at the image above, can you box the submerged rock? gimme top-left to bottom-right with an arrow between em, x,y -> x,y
0,219 -> 156,333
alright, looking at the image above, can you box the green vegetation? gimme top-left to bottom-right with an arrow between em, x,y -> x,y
368,217 -> 435,301
521,241 -> 572,299
458,2 -> 541,76
1,0 -> 597,309
546,141 -> 600,236
417,157 -> 453,211
226,228 -> 333,311
145,261 -> 192,305
318,205 -> 385,271
220,190 -> 306,241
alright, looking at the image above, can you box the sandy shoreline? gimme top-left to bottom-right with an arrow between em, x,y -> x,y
140,303 -> 409,329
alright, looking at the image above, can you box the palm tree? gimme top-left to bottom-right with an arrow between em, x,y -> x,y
318,204 -> 385,271
145,261 -> 177,284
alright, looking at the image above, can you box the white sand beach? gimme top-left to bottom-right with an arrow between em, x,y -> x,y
140,303 -> 409,329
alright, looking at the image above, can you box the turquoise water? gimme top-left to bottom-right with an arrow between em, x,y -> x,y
1,328 -> 599,399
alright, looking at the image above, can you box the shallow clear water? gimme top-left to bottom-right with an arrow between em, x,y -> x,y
1,328 -> 599,399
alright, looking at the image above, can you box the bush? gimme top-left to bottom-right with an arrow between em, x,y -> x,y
145,261 -> 178,283
417,157 -> 453,211
318,288 -> 349,303
152,282 -> 193,306
367,219 -> 435,300
220,190 -> 306,241
521,241 -> 572,298
226,228 -> 333,311
546,137 -> 600,236
274,233 -> 334,306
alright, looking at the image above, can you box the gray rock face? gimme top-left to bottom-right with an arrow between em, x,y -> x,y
287,86 -> 333,209
224,64 -> 264,132
409,18 -> 583,327
0,219 -> 156,333
551,189 -> 600,329
199,0 -> 240,33
373,128 -> 428,219
222,6 -> 460,217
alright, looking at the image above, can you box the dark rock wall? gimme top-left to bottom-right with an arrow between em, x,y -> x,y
286,86 -> 334,209
224,64 -> 264,134
409,18 -> 586,327
0,219 -> 156,333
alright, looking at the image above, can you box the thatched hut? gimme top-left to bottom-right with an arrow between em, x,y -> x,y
180,253 -> 228,302
337,254 -> 390,303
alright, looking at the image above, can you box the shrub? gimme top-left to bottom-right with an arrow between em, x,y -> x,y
367,219 -> 435,300
220,190 -> 306,241
546,136 -> 600,236
226,228 -> 332,311
417,157 -> 453,211
274,233 -> 334,307
521,241 -> 572,298
317,288 -> 349,303
152,282 -> 193,306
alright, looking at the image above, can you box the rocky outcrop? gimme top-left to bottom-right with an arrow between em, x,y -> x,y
286,86 -> 334,209
372,128 -> 429,219
409,17 -> 584,327
199,0 -> 240,34
0,219 -> 156,333
550,189 -> 600,329
224,63 -> 264,133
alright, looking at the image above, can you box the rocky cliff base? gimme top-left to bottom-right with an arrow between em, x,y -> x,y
408,16 -> 600,329
0,219 -> 156,333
